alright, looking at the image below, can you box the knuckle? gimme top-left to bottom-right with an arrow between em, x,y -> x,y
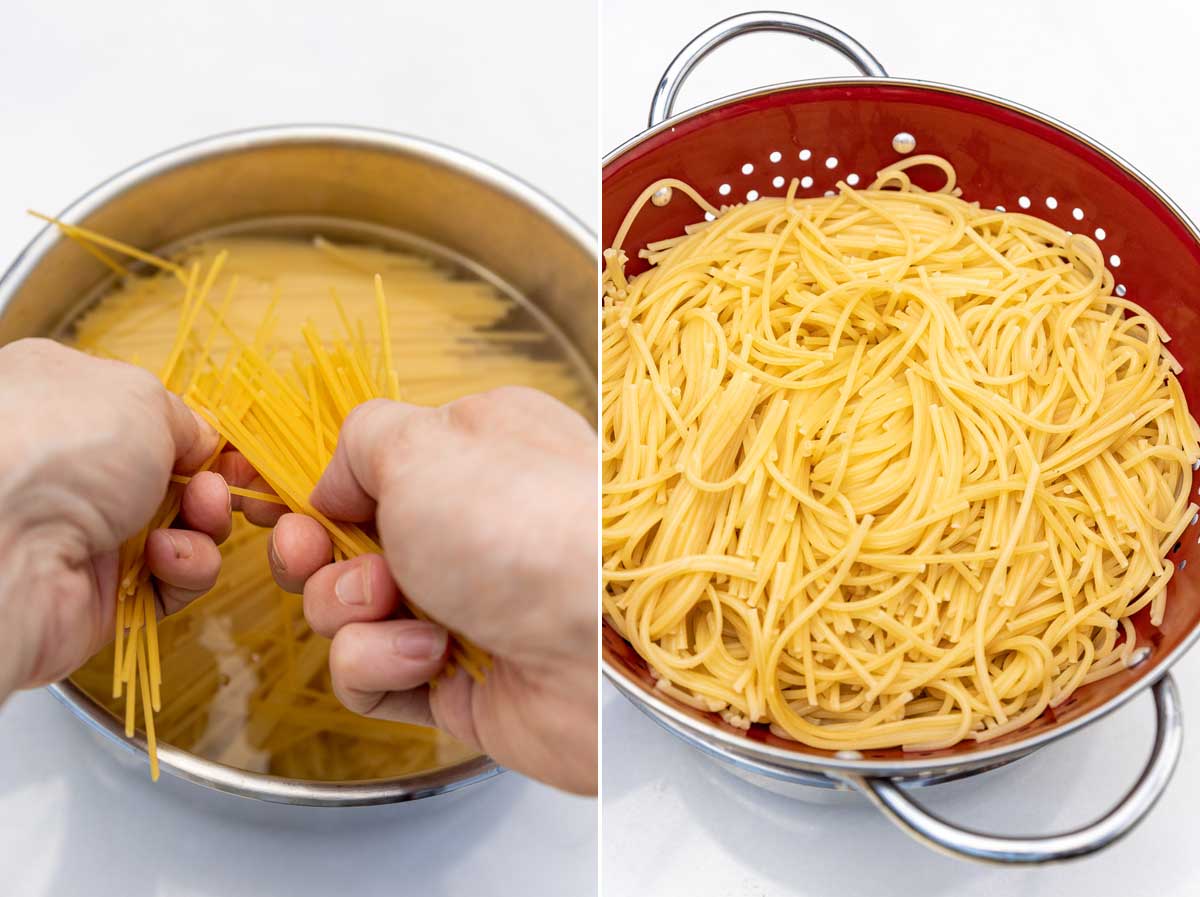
301,582 -> 330,637
348,400 -> 437,487
0,337 -> 63,373
158,584 -> 194,616
328,633 -> 373,715
141,369 -> 171,403
347,398 -> 407,454
330,679 -> 367,716
10,336 -> 59,358
121,358 -> 160,388
343,398 -> 391,434
445,386 -> 552,432
346,398 -> 421,446
444,391 -> 496,431
327,629 -> 360,683
488,384 -> 546,406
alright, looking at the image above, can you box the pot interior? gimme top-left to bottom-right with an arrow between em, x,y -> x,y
0,127 -> 598,800
3,127 -> 596,372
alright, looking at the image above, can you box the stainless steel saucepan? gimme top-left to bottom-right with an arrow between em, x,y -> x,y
0,123 -> 597,806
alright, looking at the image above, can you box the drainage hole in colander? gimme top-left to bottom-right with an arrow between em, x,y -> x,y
1073,207 -> 1085,221
704,212 -> 715,222
1116,284 -> 1127,297
747,190 -> 760,201
801,175 -> 814,189
824,189 -> 835,197
1110,254 -> 1121,268
741,163 -> 754,175
799,148 -> 812,161
1045,196 -> 1058,210
1173,541 -> 1182,553
772,176 -> 785,189
769,151 -> 782,163
1018,196 -> 1031,209
825,156 -> 838,170
847,173 -> 860,186
996,205 -> 1006,212
718,183 -> 731,196
1095,227 -> 1107,240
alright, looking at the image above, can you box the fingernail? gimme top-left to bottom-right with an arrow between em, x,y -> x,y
394,625 -> 447,661
167,532 -> 192,560
335,565 -> 371,606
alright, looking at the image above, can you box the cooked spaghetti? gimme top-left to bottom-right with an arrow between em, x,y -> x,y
602,155 -> 1200,751
51,227 -> 589,778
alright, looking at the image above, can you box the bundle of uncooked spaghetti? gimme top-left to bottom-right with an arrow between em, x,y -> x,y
184,270 -> 494,679
602,155 -> 1200,752
44,219 -> 587,778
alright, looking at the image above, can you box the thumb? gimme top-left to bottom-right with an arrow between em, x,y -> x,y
164,391 -> 220,473
311,399 -> 430,522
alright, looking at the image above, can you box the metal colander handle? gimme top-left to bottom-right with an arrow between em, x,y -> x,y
648,11 -> 888,127
842,674 -> 1184,864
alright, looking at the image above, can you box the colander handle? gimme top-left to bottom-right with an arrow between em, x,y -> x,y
843,674 -> 1183,864
649,11 -> 888,127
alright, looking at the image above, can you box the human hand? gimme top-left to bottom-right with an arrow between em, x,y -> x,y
0,339 -> 232,699
268,387 -> 597,795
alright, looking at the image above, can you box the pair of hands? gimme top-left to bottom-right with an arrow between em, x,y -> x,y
0,339 -> 597,795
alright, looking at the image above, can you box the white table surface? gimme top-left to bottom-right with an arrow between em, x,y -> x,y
0,2 -> 597,896
602,1 -> 1200,895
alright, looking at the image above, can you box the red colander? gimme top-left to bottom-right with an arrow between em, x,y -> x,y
602,11 -> 1200,864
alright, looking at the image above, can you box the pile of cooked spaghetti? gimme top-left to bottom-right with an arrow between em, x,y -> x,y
602,155 -> 1200,752
51,224 -> 589,779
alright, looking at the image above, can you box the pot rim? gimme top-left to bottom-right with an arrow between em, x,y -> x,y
4,122 -> 594,307
601,75 -> 1200,779
2,122 -> 598,804
48,679 -> 501,806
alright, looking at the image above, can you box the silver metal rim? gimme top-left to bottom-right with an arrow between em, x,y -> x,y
843,675 -> 1184,863
608,670 -> 1028,792
3,122 -> 598,805
2,123 -> 595,317
602,76 -> 1200,779
48,680 -> 501,806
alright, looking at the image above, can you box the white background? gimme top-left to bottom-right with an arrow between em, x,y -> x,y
602,1 -> 1200,895
0,2 -> 597,896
